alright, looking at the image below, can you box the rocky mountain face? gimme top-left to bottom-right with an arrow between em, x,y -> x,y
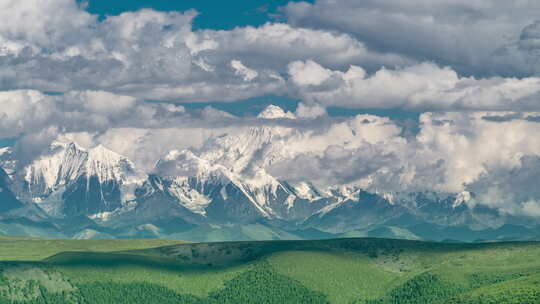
0,167 -> 22,213
5,141 -> 146,218
0,106 -> 539,242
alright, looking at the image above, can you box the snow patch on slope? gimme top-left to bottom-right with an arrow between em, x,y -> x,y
0,147 -> 16,175
0,147 -> 10,156
453,191 -> 472,208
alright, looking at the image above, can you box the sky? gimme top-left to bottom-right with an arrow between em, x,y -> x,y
83,0 -> 313,29
2,0 -> 540,217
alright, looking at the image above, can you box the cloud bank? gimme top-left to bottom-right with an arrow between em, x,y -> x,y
1,0 -> 540,108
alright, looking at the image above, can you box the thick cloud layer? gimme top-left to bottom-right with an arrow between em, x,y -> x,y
0,0 -> 408,102
2,0 -> 540,108
284,0 -> 540,76
0,90 -> 185,138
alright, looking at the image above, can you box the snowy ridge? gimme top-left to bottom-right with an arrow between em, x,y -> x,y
23,141 -> 88,197
291,182 -> 326,201
453,191 -> 472,208
149,107 -> 364,218
153,149 -> 225,215
152,148 -> 353,219
0,106 -> 387,221
154,149 -> 290,217
87,144 -> 138,183
199,125 -> 297,173
314,186 -> 363,216
0,146 -> 16,175
19,140 -> 146,205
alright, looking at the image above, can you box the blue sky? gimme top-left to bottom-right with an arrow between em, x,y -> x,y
84,0 -> 312,29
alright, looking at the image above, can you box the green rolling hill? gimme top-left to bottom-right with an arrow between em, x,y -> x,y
1,237 -> 540,303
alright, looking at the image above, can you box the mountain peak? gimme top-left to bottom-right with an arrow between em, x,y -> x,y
257,105 -> 296,119
18,139 -> 144,204
86,144 -> 144,185
51,139 -> 84,149
88,144 -> 123,161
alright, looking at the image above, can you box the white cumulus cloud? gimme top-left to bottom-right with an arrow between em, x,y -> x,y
289,61 -> 540,111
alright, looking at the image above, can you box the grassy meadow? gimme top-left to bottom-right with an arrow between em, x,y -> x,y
0,237 -> 539,303
0,235 -> 186,261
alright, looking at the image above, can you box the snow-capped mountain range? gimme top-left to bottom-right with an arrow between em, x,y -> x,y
0,105 -> 539,242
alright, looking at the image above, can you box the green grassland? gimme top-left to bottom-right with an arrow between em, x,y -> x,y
1,237 -> 540,303
0,235 -> 186,261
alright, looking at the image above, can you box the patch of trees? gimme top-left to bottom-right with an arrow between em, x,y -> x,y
361,273 -> 463,304
207,261 -> 328,304
357,270 -> 540,304
76,282 -> 201,304
445,290 -> 540,304
0,261 -> 328,304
